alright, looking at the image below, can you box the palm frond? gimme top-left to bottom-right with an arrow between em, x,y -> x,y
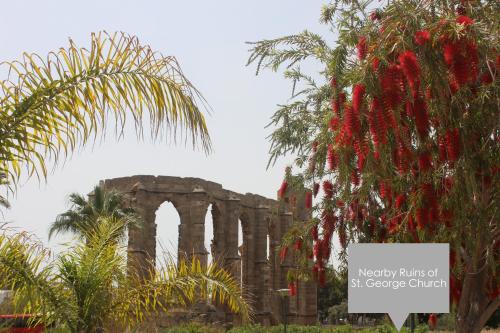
0,31 -> 211,186
114,255 -> 253,328
0,224 -> 74,327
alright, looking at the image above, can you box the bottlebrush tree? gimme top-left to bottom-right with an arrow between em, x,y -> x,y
248,1 -> 498,332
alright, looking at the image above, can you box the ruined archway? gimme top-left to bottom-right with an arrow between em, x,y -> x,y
101,175 -> 317,325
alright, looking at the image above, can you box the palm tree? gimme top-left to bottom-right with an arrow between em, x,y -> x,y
49,184 -> 140,241
0,219 -> 252,332
0,31 -> 211,193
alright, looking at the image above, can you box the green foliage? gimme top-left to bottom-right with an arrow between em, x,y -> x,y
161,324 -> 435,333
0,31 -> 211,189
48,184 -> 141,240
0,219 -> 252,333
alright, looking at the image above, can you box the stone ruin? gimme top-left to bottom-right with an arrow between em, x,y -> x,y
101,175 -> 317,325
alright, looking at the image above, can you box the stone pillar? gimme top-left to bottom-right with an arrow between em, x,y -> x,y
127,186 -> 157,280
175,191 -> 210,266
254,204 -> 271,324
221,197 -> 241,281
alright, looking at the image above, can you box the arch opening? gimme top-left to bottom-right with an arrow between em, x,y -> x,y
155,200 -> 180,267
204,203 -> 217,265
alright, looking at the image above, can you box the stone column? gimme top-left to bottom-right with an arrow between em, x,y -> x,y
254,204 -> 271,324
175,191 -> 210,266
221,197 -> 241,281
127,187 -> 157,280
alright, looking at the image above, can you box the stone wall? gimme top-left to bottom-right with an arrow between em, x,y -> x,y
101,175 -> 317,325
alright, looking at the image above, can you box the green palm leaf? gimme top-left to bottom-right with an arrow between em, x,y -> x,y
0,31 -> 211,185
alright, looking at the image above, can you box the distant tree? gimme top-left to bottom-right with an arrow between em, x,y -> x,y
49,184 -> 140,241
318,265 -> 347,322
248,1 -> 499,332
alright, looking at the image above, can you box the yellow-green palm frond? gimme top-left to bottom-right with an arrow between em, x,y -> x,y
0,31 -> 211,185
115,255 -> 253,328
0,224 -> 74,327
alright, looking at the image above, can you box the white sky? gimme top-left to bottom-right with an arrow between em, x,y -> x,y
1,0 -> 332,257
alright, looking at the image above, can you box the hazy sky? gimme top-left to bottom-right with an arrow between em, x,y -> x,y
1,0 -> 331,256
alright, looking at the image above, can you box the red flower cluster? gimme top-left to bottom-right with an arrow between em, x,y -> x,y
278,180 -> 288,199
288,281 -> 297,296
323,180 -> 334,199
399,51 -> 421,97
357,36 -> 367,61
279,246 -> 288,263
414,30 -> 431,45
443,36 -> 479,89
305,191 -> 313,209
380,64 -> 404,110
327,144 -> 337,170
456,15 -> 474,26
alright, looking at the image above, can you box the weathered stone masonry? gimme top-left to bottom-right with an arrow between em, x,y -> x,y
101,175 -> 317,325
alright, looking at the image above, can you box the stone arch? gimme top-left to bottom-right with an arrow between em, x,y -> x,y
99,175 -> 317,325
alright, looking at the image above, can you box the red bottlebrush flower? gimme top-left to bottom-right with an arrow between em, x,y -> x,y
418,151 -> 432,172
329,116 -> 340,131
456,15 -> 474,26
414,30 -> 431,46
305,191 -> 313,209
352,84 -> 365,116
343,104 -> 360,138
313,182 -> 320,197
313,241 -> 321,260
327,144 -> 337,170
379,181 -> 392,202
467,41 -> 479,82
288,281 -> 297,296
322,209 -> 336,235
380,64 -> 404,109
399,51 -> 421,96
323,180 -> 334,199
413,97 -> 430,139
446,128 -> 460,162
372,57 -> 380,71
357,36 -> 367,61
321,238 -> 331,259
334,92 -> 346,116
279,246 -> 288,263
443,39 -> 478,88
278,180 -> 288,199
480,72 -> 494,85
395,194 -> 406,209
428,314 -> 437,329
443,42 -> 456,66
311,225 -> 319,241
353,140 -> 366,170
330,77 -> 337,89
294,239 -> 303,251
